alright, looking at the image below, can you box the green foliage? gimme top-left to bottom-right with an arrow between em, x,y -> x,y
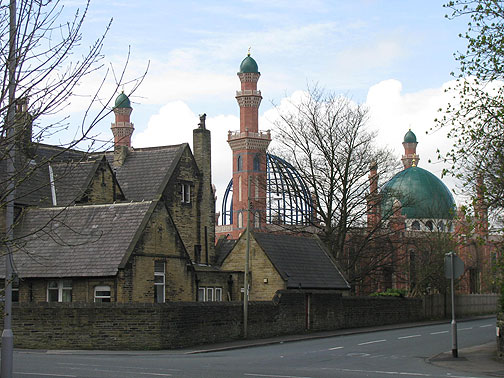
370,288 -> 407,297
438,0 -> 504,220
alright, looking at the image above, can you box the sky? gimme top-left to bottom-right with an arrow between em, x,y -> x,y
53,0 -> 471,209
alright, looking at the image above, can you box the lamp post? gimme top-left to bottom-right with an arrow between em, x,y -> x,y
243,176 -> 252,338
2,1 -> 17,377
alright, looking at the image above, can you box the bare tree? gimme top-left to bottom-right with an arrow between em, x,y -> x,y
272,86 -> 402,290
0,0 -> 146,244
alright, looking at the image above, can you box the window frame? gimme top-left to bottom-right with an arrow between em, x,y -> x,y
181,183 -> 191,204
94,285 -> 111,302
154,261 -> 166,303
47,279 -> 72,302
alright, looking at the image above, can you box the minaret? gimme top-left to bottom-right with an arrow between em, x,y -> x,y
227,52 -> 271,238
401,129 -> 420,170
111,92 -> 134,166
367,161 -> 381,229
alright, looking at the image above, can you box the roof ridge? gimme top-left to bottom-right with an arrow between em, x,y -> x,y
30,201 -> 154,211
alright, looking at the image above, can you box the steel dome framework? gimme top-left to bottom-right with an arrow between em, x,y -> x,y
221,154 -> 314,226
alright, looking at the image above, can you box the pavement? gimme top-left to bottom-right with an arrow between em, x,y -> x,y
428,342 -> 504,377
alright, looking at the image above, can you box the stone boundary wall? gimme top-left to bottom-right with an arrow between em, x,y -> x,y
423,294 -> 498,319
2,291 -> 425,350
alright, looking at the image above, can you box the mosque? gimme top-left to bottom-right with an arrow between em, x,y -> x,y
215,53 -> 496,296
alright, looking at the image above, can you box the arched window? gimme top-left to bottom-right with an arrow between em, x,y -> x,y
238,212 -> 243,228
253,154 -> 260,171
438,221 -> 445,232
237,155 -> 243,171
426,220 -> 433,231
411,220 -> 420,230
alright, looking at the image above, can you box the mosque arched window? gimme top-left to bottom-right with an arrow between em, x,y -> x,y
238,212 -> 243,228
411,220 -> 420,230
253,154 -> 260,171
426,220 -> 433,231
438,221 -> 445,232
237,155 -> 243,171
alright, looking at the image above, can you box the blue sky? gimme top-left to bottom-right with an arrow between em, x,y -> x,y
57,0 -> 470,204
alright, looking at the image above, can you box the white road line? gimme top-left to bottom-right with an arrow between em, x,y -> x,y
430,330 -> 448,335
244,374 -> 314,378
15,373 -> 77,377
358,339 -> 387,345
459,327 -> 473,331
480,324 -> 493,327
398,334 -> 421,339
328,346 -> 344,350
320,367 -> 483,377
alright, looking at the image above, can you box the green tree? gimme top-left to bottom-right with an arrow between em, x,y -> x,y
439,1 -> 504,216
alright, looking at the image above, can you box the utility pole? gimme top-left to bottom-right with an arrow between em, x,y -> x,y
2,0 -> 16,377
243,176 -> 252,339
450,251 -> 458,358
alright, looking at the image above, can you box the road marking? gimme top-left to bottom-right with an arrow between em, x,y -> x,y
459,327 -> 473,331
244,374 -> 314,378
398,334 -> 421,339
430,330 -> 448,335
328,346 -> 344,350
320,367 -> 483,377
358,339 -> 386,345
480,324 -> 493,328
15,373 -> 77,377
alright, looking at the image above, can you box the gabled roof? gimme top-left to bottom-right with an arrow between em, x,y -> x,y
1,143 -> 93,207
4,201 -> 155,278
215,237 -> 238,266
252,232 -> 350,290
105,144 -> 187,201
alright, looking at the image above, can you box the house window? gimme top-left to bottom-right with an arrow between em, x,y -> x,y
12,279 -> 19,303
198,287 -> 223,302
181,183 -> 191,203
207,287 -> 214,301
94,286 -> 111,302
198,287 -> 205,301
215,287 -> 222,301
154,261 -> 165,303
47,280 -> 72,302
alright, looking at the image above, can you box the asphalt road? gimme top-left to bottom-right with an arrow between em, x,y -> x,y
10,317 -> 496,378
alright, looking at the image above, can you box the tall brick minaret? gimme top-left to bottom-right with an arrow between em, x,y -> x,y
227,53 -> 271,238
401,129 -> 420,170
111,92 -> 134,166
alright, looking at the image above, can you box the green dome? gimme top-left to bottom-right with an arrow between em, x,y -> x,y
239,55 -> 259,73
115,92 -> 131,108
381,167 -> 455,220
403,130 -> 417,143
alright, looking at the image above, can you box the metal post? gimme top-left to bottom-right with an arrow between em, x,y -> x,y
450,252 -> 458,358
2,1 -> 16,377
243,176 -> 252,338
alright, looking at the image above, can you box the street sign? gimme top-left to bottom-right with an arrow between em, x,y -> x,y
444,253 -> 464,279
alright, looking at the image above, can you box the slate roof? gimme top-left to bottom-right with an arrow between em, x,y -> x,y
1,143 -> 93,207
51,159 -> 102,206
2,201 -> 155,278
253,232 -> 350,290
105,144 -> 187,201
215,238 -> 237,266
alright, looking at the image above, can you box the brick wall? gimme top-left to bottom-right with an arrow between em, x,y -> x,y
1,291 -> 425,350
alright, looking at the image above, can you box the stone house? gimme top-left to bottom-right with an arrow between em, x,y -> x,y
0,93 -> 225,303
219,231 -> 350,301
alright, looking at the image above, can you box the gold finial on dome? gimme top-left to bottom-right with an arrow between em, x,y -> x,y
247,47 -> 251,56
412,158 -> 417,167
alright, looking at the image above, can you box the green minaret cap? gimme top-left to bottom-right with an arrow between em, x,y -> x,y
403,129 -> 417,143
239,54 -> 259,74
115,92 -> 131,108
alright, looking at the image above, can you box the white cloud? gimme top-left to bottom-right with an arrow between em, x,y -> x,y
132,101 -> 239,206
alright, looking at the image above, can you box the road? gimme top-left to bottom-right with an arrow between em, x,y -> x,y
9,317 -> 496,378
